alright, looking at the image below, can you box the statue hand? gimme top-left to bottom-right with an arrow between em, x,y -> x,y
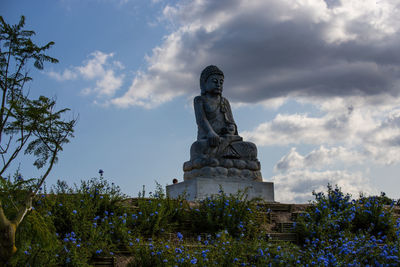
207,132 -> 220,147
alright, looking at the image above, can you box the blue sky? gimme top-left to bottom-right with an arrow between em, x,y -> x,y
2,0 -> 400,202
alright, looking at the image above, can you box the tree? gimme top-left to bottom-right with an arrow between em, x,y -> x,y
0,16 -> 76,263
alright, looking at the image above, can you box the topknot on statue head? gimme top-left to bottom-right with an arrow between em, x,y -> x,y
200,65 -> 224,95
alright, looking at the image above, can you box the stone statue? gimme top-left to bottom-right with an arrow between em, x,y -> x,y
183,65 -> 262,181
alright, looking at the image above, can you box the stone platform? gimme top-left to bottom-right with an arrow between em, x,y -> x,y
166,177 -> 274,202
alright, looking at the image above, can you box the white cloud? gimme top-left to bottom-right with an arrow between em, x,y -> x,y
49,51 -> 125,99
243,95 -> 400,165
273,146 -> 364,172
77,51 -> 112,79
363,108 -> 400,164
110,0 -> 400,108
272,169 -> 376,203
47,69 -> 78,81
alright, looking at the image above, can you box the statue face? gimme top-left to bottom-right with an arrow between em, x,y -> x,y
204,74 -> 224,95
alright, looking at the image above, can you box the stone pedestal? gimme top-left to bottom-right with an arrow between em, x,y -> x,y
166,177 -> 274,202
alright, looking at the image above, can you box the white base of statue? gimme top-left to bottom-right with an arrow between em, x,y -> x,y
166,177 -> 274,202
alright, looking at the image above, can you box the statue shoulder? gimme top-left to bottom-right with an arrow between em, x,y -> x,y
221,97 -> 232,108
194,95 -> 204,105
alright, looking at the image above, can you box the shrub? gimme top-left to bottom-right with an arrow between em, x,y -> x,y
190,188 -> 258,238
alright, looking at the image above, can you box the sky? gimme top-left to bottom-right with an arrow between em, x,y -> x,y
2,0 -> 400,203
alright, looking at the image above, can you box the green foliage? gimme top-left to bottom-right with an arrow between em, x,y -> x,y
0,15 -> 76,264
129,234 -> 302,266
3,180 -> 400,266
190,187 -> 258,238
294,184 -> 399,265
131,183 -> 189,237
0,14 -> 76,184
296,184 -> 397,244
351,194 -> 396,239
0,171 -> 37,219
11,210 -> 62,266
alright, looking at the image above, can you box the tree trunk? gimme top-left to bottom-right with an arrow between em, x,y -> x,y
0,194 -> 32,265
0,201 -> 17,264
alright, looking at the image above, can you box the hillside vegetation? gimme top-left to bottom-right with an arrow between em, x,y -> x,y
1,176 -> 399,266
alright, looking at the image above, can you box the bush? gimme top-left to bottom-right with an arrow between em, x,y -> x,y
295,184 -> 400,266
3,179 -> 400,266
190,188 -> 258,238
129,183 -> 189,237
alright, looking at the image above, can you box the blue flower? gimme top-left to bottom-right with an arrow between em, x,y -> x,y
177,232 -> 183,240
72,210 -> 77,214
258,248 -> 264,256
190,258 -> 197,264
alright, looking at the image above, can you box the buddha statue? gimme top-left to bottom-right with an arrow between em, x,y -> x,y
183,65 -> 262,181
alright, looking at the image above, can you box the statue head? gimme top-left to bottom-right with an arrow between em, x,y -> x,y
200,65 -> 224,95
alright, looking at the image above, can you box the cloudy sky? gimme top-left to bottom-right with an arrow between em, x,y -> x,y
3,0 -> 400,203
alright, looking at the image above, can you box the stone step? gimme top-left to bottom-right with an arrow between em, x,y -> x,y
255,211 -> 276,221
259,203 -> 294,212
91,257 -> 114,267
273,222 -> 296,233
266,233 -> 298,243
291,211 -> 306,221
